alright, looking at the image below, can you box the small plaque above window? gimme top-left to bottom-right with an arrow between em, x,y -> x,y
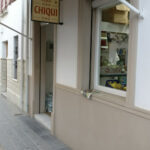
31,0 -> 60,24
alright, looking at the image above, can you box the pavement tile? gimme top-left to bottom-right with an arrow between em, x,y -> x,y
0,96 -> 71,150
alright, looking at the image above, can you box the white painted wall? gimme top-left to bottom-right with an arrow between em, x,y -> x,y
56,0 -> 78,88
0,0 -> 22,59
135,0 -> 150,110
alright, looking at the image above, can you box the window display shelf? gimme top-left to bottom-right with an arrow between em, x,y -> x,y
100,73 -> 127,77
101,46 -> 108,49
101,37 -> 107,40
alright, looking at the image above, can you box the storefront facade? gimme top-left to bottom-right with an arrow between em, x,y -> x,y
28,0 -> 150,149
2,0 -> 150,149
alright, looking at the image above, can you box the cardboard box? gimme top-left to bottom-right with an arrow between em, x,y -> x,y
102,4 -> 129,24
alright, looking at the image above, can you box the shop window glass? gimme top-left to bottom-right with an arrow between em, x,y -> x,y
94,4 -> 130,96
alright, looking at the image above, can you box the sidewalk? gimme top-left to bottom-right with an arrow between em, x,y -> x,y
0,96 -> 70,150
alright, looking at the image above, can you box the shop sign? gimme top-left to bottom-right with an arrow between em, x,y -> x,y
31,0 -> 59,24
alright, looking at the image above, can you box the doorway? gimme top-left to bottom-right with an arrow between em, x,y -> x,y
35,24 -> 54,130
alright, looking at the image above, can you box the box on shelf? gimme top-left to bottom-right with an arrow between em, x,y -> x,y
102,4 -> 129,24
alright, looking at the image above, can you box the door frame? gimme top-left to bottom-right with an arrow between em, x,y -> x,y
29,22 -> 57,134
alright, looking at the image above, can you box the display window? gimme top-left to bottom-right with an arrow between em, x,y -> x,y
94,2 -> 130,97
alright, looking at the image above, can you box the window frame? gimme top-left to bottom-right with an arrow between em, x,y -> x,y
13,35 -> 18,80
93,6 -> 129,97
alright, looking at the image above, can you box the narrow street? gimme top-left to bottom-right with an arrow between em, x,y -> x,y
0,96 -> 70,150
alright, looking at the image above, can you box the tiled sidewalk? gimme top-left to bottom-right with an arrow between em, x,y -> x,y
0,96 -> 70,150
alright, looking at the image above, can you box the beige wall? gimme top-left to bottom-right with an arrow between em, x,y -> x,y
0,59 -> 7,93
7,59 -> 21,107
0,59 -> 22,107
54,86 -> 150,150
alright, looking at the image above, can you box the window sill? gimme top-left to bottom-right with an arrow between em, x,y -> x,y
94,85 -> 126,97
12,79 -> 18,82
92,91 -> 150,121
92,90 -> 126,106
56,84 -> 150,121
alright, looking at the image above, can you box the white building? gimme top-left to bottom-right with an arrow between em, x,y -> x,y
0,0 -> 31,111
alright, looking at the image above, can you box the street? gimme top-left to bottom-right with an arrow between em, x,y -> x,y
0,96 -> 70,150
